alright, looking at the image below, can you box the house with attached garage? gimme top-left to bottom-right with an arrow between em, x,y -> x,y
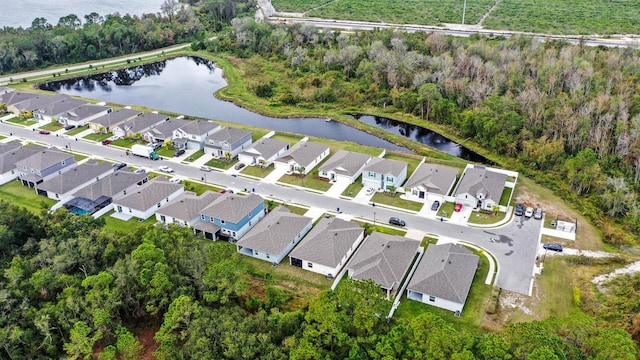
236,206 -> 313,264
173,119 -> 221,150
35,160 -> 113,200
112,112 -> 169,139
238,138 -> 290,167
345,232 -> 420,299
361,157 -> 408,191
4,92 -> 68,116
274,140 -> 330,175
112,177 -> 184,220
143,118 -> 190,144
15,148 -> 76,188
203,127 -> 252,158
57,104 -> 112,128
0,144 -> 46,185
404,162 -> 459,203
453,165 -> 507,210
89,108 -> 142,133
289,217 -> 365,277
318,150 -> 372,183
406,243 -> 479,314
32,98 -> 86,124
155,190 -> 221,227
196,193 -> 265,241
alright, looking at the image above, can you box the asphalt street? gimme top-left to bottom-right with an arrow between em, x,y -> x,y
0,121 -> 540,295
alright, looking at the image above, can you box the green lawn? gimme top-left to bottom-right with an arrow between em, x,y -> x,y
183,149 -> 205,162
370,192 -> 423,212
0,180 -> 56,214
270,133 -> 304,145
467,210 -> 507,225
353,220 -> 407,236
102,210 -> 157,233
241,164 -> 275,178
499,187 -> 513,206
84,132 -> 112,141
285,204 -> 309,215
66,125 -> 90,136
421,236 -> 439,248
0,135 -> 5,140
182,180 -> 224,195
272,0 -> 329,12
6,117 -> 38,126
341,175 -> 364,197
40,122 -> 63,131
156,146 -> 176,157
279,173 -> 332,191
111,138 -> 138,148
205,157 -> 238,170
437,202 -> 455,218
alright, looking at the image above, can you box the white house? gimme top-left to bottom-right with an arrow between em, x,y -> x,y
15,148 -> 77,188
361,157 -> 408,191
173,120 -> 221,150
236,206 -> 313,264
88,108 -> 142,133
453,165 -> 507,210
406,243 -> 479,314
289,217 -> 365,277
238,138 -> 290,167
404,162 -> 459,202
112,113 -> 169,139
0,144 -> 46,185
35,160 -> 113,200
203,127 -> 252,158
318,150 -> 372,183
57,104 -> 112,127
274,140 -> 330,175
32,98 -> 86,124
112,177 -> 184,220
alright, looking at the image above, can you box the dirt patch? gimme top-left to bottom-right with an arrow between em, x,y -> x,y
137,323 -> 160,360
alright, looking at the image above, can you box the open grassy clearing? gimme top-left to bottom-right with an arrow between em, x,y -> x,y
6,117 -> 38,126
182,180 -> 224,195
102,210 -> 157,233
437,201 -> 455,218
467,210 -> 507,225
353,221 -> 407,236
270,133 -> 304,145
272,0 -> 330,12
40,122 -> 63,132
499,187 -> 512,206
0,180 -> 55,214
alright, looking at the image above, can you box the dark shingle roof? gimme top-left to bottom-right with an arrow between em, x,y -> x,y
59,104 -> 111,122
236,206 -> 312,254
149,118 -> 191,138
0,141 -> 22,157
404,163 -> 459,195
289,217 -> 363,268
120,113 -> 169,133
36,160 -> 113,194
12,93 -> 70,112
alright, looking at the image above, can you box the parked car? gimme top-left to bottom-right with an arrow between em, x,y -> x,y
431,200 -> 440,211
64,125 -> 76,130
174,149 -> 185,157
365,187 -> 376,196
454,203 -> 463,212
150,142 -> 163,150
158,166 -> 174,173
102,139 -> 112,145
200,165 -> 213,172
389,217 -> 406,227
524,206 -> 534,218
169,177 -> 181,184
543,243 -> 563,252
514,203 -> 524,216
534,208 -> 543,220
38,130 -> 51,135
234,162 -> 246,170
134,168 -> 146,174
113,163 -> 127,171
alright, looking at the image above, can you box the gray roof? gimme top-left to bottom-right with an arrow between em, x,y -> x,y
179,119 -> 219,135
148,118 -> 190,138
0,87 -> 15,95
346,232 -> 420,291
59,104 -> 111,122
12,93 -> 69,112
15,148 -> 74,171
362,157 -> 407,177
289,217 -> 363,268
35,160 -> 113,194
319,150 -> 372,177
0,141 -> 22,156
1,91 -> 52,107
113,177 -> 183,211
240,138 -> 289,159
34,98 -> 86,117
205,127 -> 250,144
200,193 -> 264,223
454,166 -> 507,202
0,144 -> 46,173
236,206 -> 312,254
90,108 -> 142,128
156,191 -> 221,221
407,243 -> 479,304
404,163 -> 459,195
121,113 -> 169,133
275,141 -> 330,168
73,170 -> 148,200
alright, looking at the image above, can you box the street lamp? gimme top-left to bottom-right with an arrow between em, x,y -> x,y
373,211 -> 376,226
202,171 -> 207,184
462,0 -> 467,25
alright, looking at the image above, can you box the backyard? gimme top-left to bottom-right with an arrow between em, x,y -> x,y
0,180 -> 56,214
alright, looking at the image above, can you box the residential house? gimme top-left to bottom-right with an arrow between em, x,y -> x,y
173,120 -> 221,150
35,160 -> 113,200
155,190 -> 221,227
453,165 -> 507,210
5,92 -> 68,116
0,141 -> 22,156
32,98 -> 86,124
112,177 -> 184,220
238,138 -> 290,167
143,118 -> 190,144
318,150 -> 372,183
89,108 -> 142,133
345,232 -> 420,298
57,104 -> 112,128
196,193 -> 265,241
236,206 -> 313,264
361,157 -> 408,191
289,217 -> 365,277
0,144 -> 46,185
67,170 -> 149,215
274,140 -> 330,175
406,243 -> 479,314
112,112 -> 169,139
15,148 -> 76,188
203,127 -> 252,158
404,162 -> 458,202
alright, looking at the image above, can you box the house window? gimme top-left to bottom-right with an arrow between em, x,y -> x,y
191,135 -> 196,139
248,212 -> 252,218
55,194 -> 59,199
160,215 -> 166,223
123,190 -> 127,195
61,160 -> 65,165
129,208 -> 132,213
368,171 -> 376,177
232,231 -> 236,237
157,202 -> 161,208
210,217 -> 214,223
166,197 -> 169,202
254,251 -> 259,255
321,171 -> 327,176
266,254 -> 270,259
249,221 -> 252,226
201,214 -> 205,220
386,176 -> 394,182
429,296 -> 436,302
307,263 -> 313,268
220,220 -> 225,224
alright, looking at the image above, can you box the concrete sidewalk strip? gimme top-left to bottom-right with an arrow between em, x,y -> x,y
404,229 -> 425,241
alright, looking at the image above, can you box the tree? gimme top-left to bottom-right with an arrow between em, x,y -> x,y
161,0 -> 179,23
63,321 -> 102,360
418,83 -> 441,120
115,326 -> 143,359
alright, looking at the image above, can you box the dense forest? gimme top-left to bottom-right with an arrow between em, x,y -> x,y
0,201 -> 636,359
198,19 -> 640,245
0,0 -> 253,75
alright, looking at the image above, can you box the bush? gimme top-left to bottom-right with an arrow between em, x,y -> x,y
255,83 -> 275,98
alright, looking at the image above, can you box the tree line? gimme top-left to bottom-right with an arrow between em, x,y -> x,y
0,202 -> 636,359
204,20 -> 640,245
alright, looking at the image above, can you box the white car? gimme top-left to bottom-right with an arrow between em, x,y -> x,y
524,206 -> 534,218
158,165 -> 174,173
365,187 -> 376,196
169,177 -> 181,184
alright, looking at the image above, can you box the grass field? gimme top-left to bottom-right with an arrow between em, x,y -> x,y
279,173 -> 332,191
103,210 -> 158,233
272,0 -> 330,12
205,157 -> 238,170
84,132 -> 111,141
242,164 -> 275,178
66,125 -> 90,136
371,192 -> 423,212
40,122 -> 63,132
341,175 -> 364,197
0,180 -> 55,214
467,210 -> 506,225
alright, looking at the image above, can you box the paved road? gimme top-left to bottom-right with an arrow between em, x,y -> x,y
0,121 -> 540,295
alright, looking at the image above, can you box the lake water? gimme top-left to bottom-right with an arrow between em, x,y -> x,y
0,0 -> 166,28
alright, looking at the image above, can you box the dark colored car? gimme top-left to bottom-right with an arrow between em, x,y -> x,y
234,163 -> 246,170
431,200 -> 440,211
113,163 -> 127,171
514,203 -> 524,216
389,217 -> 406,227
38,130 -> 51,135
64,125 -> 76,130
102,139 -> 112,145
174,149 -> 186,157
543,243 -> 563,252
